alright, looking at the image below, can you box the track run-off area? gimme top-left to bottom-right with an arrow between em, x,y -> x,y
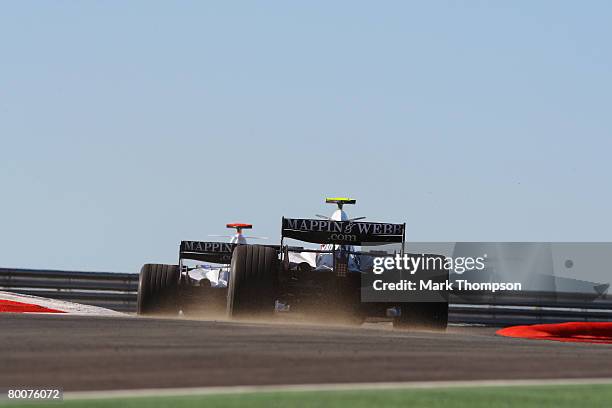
2,313 -> 612,392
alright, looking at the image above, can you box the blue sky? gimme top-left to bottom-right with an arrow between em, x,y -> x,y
1,1 -> 611,272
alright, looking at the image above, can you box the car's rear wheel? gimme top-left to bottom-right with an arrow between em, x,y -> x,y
393,301 -> 448,330
227,245 -> 278,319
394,258 -> 449,330
137,264 -> 180,315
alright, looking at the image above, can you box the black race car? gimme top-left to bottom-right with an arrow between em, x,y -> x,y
226,198 -> 449,329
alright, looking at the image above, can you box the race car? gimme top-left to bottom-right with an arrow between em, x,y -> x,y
137,223 -> 256,315
226,198 -> 449,329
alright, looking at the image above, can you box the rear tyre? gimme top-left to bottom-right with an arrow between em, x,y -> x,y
137,264 -> 180,315
393,302 -> 448,330
394,258 -> 449,330
227,245 -> 278,319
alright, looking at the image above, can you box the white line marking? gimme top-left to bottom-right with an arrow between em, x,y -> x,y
65,378 -> 612,400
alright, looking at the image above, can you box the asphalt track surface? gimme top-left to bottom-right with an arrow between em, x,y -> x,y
2,314 -> 612,391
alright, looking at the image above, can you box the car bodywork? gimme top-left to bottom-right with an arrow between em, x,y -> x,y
269,198 -> 407,319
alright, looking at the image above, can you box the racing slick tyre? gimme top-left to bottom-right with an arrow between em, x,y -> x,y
137,263 -> 180,315
227,245 -> 278,319
393,301 -> 448,331
393,257 -> 449,330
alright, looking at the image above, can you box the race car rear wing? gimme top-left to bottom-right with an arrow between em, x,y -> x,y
281,217 -> 405,246
179,240 -> 306,265
179,241 -> 236,264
